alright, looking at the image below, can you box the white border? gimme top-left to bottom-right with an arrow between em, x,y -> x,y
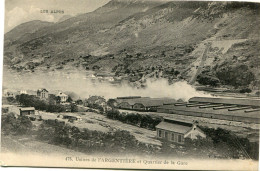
0,1 -> 259,171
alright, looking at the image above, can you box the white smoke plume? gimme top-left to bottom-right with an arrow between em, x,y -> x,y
2,69 -> 211,101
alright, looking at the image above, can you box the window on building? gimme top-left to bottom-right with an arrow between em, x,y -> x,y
158,130 -> 162,137
165,131 -> 168,139
178,135 -> 182,143
171,133 -> 175,141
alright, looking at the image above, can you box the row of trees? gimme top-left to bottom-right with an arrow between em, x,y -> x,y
85,96 -> 107,113
106,109 -> 162,130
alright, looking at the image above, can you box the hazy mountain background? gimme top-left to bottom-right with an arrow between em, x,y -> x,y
3,0 -> 260,92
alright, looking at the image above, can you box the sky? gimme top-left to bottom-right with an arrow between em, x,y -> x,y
4,0 -> 110,33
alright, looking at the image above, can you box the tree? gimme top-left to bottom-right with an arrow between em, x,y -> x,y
71,104 -> 78,112
55,96 -> 61,104
48,94 -> 57,105
16,116 -> 33,134
67,96 -> 73,103
240,88 -> 252,93
107,99 -> 117,108
174,70 -> 180,76
76,99 -> 83,105
216,64 -> 255,87
197,74 -> 220,87
7,97 -> 16,103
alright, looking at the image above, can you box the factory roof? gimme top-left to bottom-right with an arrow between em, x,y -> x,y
158,98 -> 260,119
117,97 -> 176,107
20,107 -> 35,111
156,121 -> 191,134
189,97 -> 260,107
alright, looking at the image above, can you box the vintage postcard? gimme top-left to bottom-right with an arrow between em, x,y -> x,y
0,0 -> 259,170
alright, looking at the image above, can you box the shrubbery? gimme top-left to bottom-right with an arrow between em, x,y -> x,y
197,73 -> 220,87
1,113 -> 33,135
85,96 -> 106,114
37,121 -> 159,155
239,88 -> 252,93
216,64 -> 255,87
87,103 -> 104,113
6,97 -> 16,103
200,127 -> 259,160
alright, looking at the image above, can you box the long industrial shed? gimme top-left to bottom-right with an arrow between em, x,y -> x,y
157,97 -> 260,124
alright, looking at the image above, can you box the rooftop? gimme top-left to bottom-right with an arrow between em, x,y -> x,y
37,88 -> 48,92
156,121 -> 191,134
158,102 -> 260,119
116,97 -> 176,107
189,97 -> 260,107
163,117 -> 194,125
20,107 -> 35,111
57,92 -> 68,96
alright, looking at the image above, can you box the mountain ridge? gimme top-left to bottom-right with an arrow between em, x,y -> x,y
3,1 -> 260,90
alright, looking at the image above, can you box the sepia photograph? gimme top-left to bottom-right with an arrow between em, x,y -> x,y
0,0 -> 259,170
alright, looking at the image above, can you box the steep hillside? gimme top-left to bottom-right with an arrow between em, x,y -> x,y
4,20 -> 54,45
3,1 -> 260,90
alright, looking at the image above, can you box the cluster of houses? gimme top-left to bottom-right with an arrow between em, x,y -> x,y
3,88 -> 70,104
36,88 -> 69,104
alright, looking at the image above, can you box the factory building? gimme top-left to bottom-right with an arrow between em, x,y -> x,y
116,96 -> 176,112
157,97 -> 260,124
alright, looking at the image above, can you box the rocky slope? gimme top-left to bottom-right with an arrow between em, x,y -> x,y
3,1 -> 260,90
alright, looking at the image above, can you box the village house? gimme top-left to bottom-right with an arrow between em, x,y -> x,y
19,107 -> 42,121
19,90 -> 28,94
20,107 -> 35,116
156,117 -> 206,144
56,92 -> 68,103
37,88 -> 49,99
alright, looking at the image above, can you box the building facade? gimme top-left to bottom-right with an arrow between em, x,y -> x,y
56,92 -> 68,103
20,107 -> 35,116
37,88 -> 49,99
156,118 -> 206,144
19,90 -> 28,95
